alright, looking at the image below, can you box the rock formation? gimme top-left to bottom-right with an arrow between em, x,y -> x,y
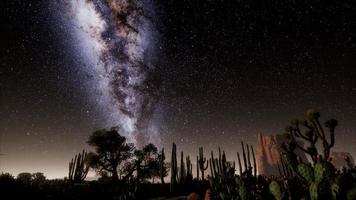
256,133 -> 308,176
256,133 -> 355,176
331,152 -> 355,170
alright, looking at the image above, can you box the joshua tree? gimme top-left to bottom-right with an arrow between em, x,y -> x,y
87,128 -> 134,182
285,109 -> 338,162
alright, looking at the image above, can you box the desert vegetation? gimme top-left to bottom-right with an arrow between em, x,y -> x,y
1,109 -> 356,200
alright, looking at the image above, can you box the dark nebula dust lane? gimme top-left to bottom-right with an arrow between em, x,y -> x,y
65,0 -> 162,148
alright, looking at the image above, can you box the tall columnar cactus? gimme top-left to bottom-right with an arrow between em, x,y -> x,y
170,143 -> 177,192
196,155 -> 199,180
186,156 -> 192,176
241,141 -> 248,172
237,142 -> 256,175
68,150 -> 89,183
209,148 -> 250,200
210,149 -> 235,179
198,147 -> 209,180
251,146 -> 257,176
246,144 -> 251,169
237,152 -> 242,175
178,151 -> 186,183
278,153 -> 293,178
159,148 -> 165,184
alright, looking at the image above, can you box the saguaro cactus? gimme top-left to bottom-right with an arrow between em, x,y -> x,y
68,150 -> 89,183
198,147 -> 209,180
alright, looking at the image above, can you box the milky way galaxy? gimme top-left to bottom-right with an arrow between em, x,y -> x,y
68,0 -> 161,147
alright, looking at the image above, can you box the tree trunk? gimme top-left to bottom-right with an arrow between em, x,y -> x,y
112,170 -> 119,182
112,163 -> 119,182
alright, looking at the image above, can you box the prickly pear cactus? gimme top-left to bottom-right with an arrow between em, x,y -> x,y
347,187 -> 356,200
314,162 -> 324,183
330,182 -> 339,200
309,182 -> 319,200
269,181 -> 282,200
297,163 -> 314,183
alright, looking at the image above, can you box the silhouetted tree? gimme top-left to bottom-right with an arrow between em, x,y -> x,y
16,172 -> 32,184
123,143 -> 165,183
32,172 -> 46,183
87,128 -> 134,182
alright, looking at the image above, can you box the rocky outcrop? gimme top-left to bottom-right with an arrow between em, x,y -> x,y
256,133 -> 308,176
256,133 -> 355,175
256,133 -> 280,176
331,152 -> 355,170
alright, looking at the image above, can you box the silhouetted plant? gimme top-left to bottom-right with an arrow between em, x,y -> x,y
16,172 -> 32,184
68,149 -> 90,183
170,142 -> 178,192
283,109 -> 338,162
198,147 -> 209,180
158,148 -> 169,184
87,127 -> 134,182
32,172 -> 46,184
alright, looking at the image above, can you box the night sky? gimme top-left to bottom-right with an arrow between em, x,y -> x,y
1,0 -> 356,179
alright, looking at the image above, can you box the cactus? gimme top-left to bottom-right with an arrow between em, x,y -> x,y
237,152 -> 242,175
309,182 -> 319,200
251,146 -> 257,177
68,150 -> 89,183
159,148 -> 165,184
331,182 -> 339,200
278,152 -> 293,178
241,142 -> 248,172
269,181 -> 282,200
178,151 -> 185,183
297,163 -> 314,183
347,187 -> 356,200
198,147 -> 209,180
170,143 -> 177,192
314,162 -> 324,183
287,110 -> 338,162
239,182 -> 248,200
246,144 -> 251,169
186,156 -> 192,177
196,155 -> 199,180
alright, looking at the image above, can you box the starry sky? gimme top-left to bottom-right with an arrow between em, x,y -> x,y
1,0 -> 356,179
